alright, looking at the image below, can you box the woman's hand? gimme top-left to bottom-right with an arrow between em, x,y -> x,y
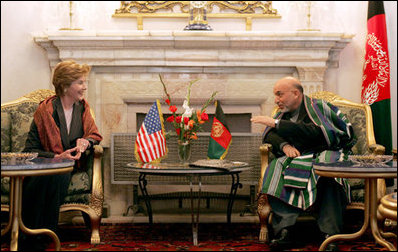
54,147 -> 81,160
76,138 -> 90,153
282,144 -> 300,158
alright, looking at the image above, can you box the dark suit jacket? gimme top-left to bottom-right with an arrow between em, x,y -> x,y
264,100 -> 328,157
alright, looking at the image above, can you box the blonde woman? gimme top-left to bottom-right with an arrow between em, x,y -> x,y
20,60 -> 102,250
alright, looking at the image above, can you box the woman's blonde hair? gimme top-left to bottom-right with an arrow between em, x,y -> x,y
52,60 -> 91,96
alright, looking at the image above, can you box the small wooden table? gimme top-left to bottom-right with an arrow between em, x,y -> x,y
313,160 -> 397,251
126,161 -> 252,246
1,157 -> 74,251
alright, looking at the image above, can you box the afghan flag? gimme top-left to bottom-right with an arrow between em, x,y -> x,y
361,1 -> 392,155
207,101 -> 232,159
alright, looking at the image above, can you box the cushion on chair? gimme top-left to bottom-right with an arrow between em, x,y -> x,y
67,149 -> 94,196
347,178 -> 365,190
338,107 -> 369,155
337,106 -> 368,201
63,152 -> 95,204
68,172 -> 91,195
10,103 -> 38,152
1,109 -> 12,204
1,177 -> 10,204
1,111 -> 11,152
350,188 -> 365,202
347,171 -> 365,203
63,193 -> 91,204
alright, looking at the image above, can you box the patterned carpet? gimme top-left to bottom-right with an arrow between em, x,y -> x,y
1,220 -> 396,251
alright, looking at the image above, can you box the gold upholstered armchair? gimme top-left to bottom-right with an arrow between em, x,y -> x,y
1,89 -> 104,244
256,91 -> 387,243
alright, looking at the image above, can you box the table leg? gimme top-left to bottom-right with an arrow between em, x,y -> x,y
9,177 -> 61,251
227,173 -> 242,224
240,185 -> 257,216
10,177 -> 19,251
123,185 -> 146,216
369,179 -> 396,251
190,175 -> 201,246
319,179 -> 370,251
138,173 -> 152,224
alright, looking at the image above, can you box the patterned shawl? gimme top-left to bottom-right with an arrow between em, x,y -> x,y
34,95 -> 103,154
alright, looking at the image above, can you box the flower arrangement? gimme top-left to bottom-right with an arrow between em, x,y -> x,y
159,75 -> 217,161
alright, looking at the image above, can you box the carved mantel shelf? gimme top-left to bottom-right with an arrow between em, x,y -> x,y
34,30 -> 353,70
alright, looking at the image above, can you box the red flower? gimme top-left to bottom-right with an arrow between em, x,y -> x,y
176,128 -> 181,135
169,105 -> 177,113
166,115 -> 175,122
196,110 -> 204,124
176,116 -> 182,123
183,117 -> 189,125
201,112 -> 209,121
165,99 -> 170,105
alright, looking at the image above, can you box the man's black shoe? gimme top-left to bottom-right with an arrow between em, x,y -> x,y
269,228 -> 292,251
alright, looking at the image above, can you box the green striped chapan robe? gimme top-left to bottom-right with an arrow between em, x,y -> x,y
261,95 -> 356,210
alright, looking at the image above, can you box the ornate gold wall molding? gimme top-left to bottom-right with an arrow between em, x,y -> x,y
113,1 -> 280,31
115,1 -> 190,14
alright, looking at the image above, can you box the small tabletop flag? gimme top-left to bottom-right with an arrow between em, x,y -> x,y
135,100 -> 168,163
208,100 -> 232,159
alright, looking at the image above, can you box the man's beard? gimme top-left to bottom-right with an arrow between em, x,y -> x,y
278,104 -> 290,113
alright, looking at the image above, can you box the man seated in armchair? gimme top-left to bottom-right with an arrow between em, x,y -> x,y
251,76 -> 356,251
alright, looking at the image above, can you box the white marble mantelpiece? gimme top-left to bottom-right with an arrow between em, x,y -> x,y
34,30 -> 353,146
34,30 -> 353,68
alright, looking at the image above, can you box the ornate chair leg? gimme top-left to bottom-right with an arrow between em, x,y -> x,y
80,210 -> 101,244
257,193 -> 271,243
90,215 -> 101,244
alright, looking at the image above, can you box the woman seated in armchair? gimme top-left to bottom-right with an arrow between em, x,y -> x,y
20,60 -> 102,250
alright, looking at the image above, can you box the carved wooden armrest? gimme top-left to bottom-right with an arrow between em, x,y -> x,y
93,144 -> 104,158
258,143 -> 272,194
369,144 -> 385,155
90,145 -> 104,217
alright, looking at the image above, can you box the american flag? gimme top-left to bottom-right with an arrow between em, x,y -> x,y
134,100 -> 168,163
